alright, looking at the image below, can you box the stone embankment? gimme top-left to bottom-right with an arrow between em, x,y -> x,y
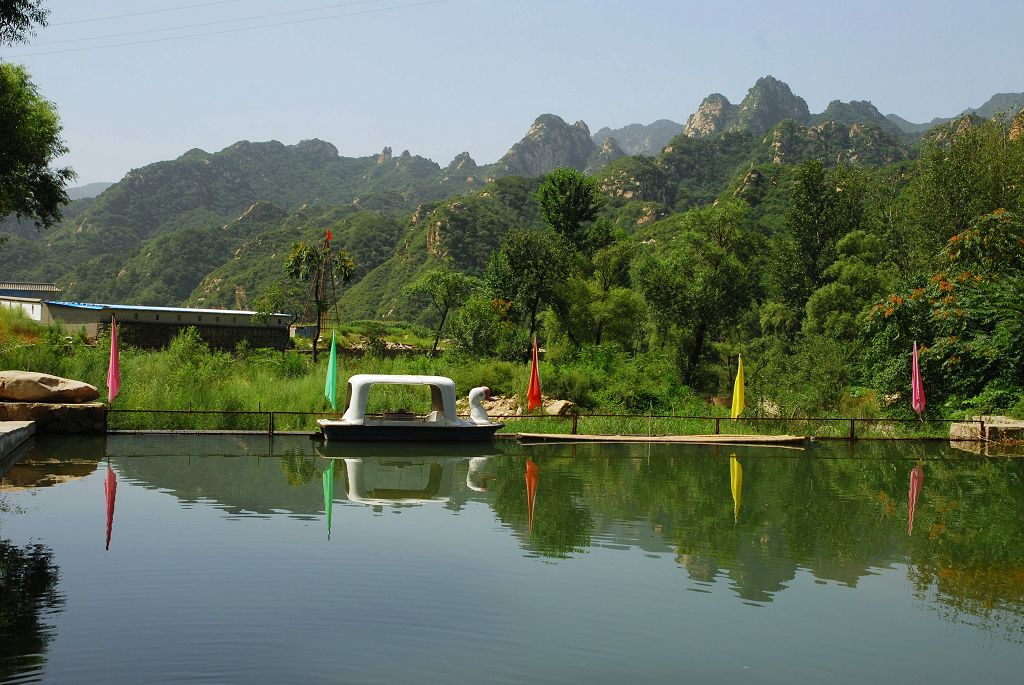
950,415 -> 1024,456
0,371 -> 107,434
0,420 -> 35,478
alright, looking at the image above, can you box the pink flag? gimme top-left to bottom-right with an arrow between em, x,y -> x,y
911,341 -> 925,417
104,466 -> 117,550
908,465 -> 923,536
107,316 -> 120,403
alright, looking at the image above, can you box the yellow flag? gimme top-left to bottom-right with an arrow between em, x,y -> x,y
730,455 -> 742,522
731,354 -> 745,419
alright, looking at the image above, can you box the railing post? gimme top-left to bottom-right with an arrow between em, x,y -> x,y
715,417 -> 721,435
572,413 -> 579,435
849,418 -> 856,441
269,412 -> 275,436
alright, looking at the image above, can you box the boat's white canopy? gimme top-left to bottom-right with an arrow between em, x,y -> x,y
341,374 -> 458,424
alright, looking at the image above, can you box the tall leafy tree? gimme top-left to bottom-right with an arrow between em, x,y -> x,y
285,240 -> 355,362
1,1 -> 74,231
404,263 -> 480,354
536,167 -> 605,255
769,160 -> 868,317
633,201 -> 756,385
486,226 -> 575,343
903,115 -> 1024,263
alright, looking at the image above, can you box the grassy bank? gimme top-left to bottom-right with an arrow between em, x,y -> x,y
0,310 -> 1004,435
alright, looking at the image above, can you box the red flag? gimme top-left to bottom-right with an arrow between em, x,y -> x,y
526,459 -> 539,532
527,336 -> 541,411
326,228 -> 332,242
107,316 -> 120,404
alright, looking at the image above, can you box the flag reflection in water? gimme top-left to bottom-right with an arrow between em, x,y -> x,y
526,459 -> 539,532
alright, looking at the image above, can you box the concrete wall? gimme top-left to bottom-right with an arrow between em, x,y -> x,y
0,297 -> 44,321
103,320 -> 289,351
0,298 -> 290,351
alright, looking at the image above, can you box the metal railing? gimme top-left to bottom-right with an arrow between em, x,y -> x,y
106,407 -> 983,441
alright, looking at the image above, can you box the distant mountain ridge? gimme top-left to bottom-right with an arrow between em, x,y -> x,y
885,91 -> 1024,134
592,119 -> 682,156
2,75 -> 1021,313
67,182 -> 114,200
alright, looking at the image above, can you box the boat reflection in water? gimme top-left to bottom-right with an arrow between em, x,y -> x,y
317,445 -> 497,507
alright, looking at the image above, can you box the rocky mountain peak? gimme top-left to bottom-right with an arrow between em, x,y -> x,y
585,137 -> 626,174
445,151 -> 478,172
498,114 -> 598,177
294,138 -> 339,160
376,146 -> 393,164
810,100 -> 901,135
683,93 -> 737,138
592,119 -> 682,156
730,75 -> 810,136
599,137 -> 624,156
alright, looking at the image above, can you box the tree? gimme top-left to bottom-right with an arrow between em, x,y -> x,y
0,0 -> 47,45
404,263 -> 479,354
285,240 -> 355,362
1,64 -> 74,232
769,160 -> 868,315
633,201 -> 756,386
1,3 -> 73,232
547,239 -> 643,350
536,167 -> 605,255
865,209 -> 1024,409
485,227 -> 575,344
904,115 -> 1024,260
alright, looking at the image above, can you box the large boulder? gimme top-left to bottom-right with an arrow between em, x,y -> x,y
0,371 -> 100,403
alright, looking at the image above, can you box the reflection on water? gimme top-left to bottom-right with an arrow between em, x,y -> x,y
730,454 -> 742,522
322,461 -> 334,540
103,466 -> 117,551
1,435 -> 1022,683
525,459 -> 538,532
0,540 -> 64,684
908,463 -> 923,535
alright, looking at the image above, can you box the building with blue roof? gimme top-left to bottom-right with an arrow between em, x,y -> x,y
0,283 -> 291,351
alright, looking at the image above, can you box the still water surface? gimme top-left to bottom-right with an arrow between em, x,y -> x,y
1,435 -> 1022,683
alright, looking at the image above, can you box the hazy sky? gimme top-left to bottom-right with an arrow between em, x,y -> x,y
3,0 -> 1022,184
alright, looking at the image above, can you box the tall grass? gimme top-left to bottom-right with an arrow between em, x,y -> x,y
0,323 -> 963,437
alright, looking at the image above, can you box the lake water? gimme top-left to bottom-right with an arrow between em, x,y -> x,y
1,435 -> 1022,684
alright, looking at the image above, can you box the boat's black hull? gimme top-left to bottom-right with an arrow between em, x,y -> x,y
318,423 -> 503,442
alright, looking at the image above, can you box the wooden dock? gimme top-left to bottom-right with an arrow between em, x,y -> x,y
516,432 -> 807,446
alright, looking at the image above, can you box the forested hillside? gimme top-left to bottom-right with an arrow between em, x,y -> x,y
2,76 -> 1023,416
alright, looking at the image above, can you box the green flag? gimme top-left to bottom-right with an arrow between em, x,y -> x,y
325,331 -> 337,410
323,461 -> 335,540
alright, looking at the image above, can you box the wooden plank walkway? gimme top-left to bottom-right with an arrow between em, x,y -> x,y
516,432 -> 807,446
